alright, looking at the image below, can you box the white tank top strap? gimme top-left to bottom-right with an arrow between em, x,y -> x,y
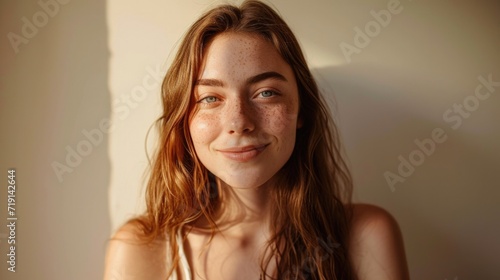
177,230 -> 192,279
169,229 -> 192,280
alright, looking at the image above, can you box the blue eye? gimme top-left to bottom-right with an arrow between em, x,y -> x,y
200,96 -> 218,103
260,90 -> 276,98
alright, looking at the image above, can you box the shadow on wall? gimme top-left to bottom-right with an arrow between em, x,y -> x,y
313,64 -> 500,279
0,0 -> 111,279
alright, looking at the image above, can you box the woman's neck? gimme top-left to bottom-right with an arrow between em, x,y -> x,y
190,178 -> 273,240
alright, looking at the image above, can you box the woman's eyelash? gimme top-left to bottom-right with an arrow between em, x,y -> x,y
259,90 -> 279,97
198,96 -> 219,103
197,90 -> 279,103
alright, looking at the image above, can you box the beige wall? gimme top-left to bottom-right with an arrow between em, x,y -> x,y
0,0 -> 110,279
1,0 -> 499,279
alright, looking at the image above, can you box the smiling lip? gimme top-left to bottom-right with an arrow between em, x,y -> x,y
218,144 -> 268,162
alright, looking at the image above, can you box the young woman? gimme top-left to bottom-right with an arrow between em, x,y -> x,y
104,1 -> 409,279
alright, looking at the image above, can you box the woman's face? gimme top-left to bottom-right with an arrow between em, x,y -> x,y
189,32 -> 300,189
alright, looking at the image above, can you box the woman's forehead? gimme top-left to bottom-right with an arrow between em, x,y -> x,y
198,32 -> 293,82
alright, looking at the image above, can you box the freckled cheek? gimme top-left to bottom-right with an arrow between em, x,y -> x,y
189,114 -> 220,145
259,105 -> 299,135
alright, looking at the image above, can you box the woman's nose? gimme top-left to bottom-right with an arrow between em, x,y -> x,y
224,99 -> 256,135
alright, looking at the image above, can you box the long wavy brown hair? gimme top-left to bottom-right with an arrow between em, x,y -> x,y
132,1 -> 355,279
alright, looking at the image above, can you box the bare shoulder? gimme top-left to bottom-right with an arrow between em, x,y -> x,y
103,220 -> 168,280
349,203 -> 410,280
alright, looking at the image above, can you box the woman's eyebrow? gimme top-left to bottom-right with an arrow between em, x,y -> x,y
195,78 -> 225,87
195,71 -> 287,87
246,71 -> 287,85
